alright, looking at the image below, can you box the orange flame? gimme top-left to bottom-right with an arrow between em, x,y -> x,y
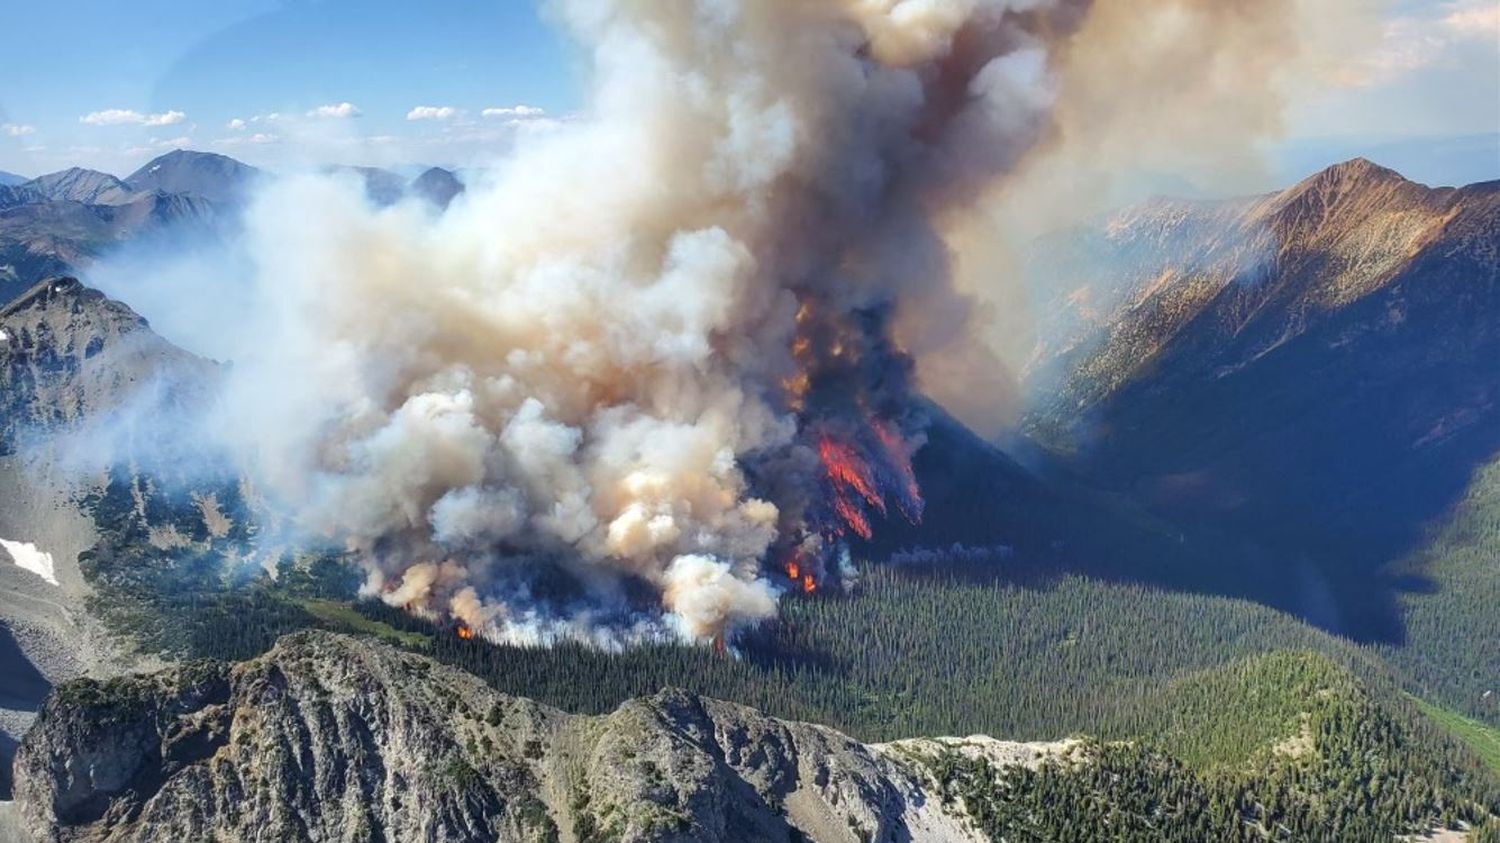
818,434 -> 885,540
801,573 -> 817,594
456,624 -> 475,640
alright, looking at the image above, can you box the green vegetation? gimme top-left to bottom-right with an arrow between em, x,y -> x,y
72,458 -> 1500,839
297,598 -> 430,650
77,466 -> 369,661
348,568 -> 1391,747
1381,453 -> 1500,729
922,651 -> 1499,842
1412,695 -> 1500,774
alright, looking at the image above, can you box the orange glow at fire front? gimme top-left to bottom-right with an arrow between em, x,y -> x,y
818,434 -> 886,540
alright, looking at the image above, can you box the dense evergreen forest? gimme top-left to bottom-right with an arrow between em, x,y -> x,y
1378,453 -> 1500,728
72,460 -> 1500,839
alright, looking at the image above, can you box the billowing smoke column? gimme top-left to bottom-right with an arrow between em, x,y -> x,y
215,0 -> 1089,646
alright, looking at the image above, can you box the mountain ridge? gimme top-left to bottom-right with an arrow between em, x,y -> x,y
121,150 -> 261,205
13,631 -> 986,843
12,170 -> 134,207
1022,158 -> 1500,656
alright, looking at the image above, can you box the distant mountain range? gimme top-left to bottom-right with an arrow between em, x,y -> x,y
0,150 -> 467,305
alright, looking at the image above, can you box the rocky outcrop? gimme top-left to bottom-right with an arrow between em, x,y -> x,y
0,277 -> 214,454
13,631 -> 983,842
0,277 -> 207,802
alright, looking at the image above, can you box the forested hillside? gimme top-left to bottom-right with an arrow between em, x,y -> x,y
915,651 -> 1499,842
1022,162 -> 1500,648
1379,453 -> 1500,727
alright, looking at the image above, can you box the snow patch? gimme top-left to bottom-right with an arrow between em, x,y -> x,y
0,328 -> 9,343
0,538 -> 59,586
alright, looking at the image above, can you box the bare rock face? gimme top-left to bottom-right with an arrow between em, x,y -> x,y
13,632 -> 981,843
0,277 -> 215,455
0,278 -> 214,803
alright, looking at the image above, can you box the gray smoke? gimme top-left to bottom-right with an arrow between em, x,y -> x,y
79,0 -> 1370,646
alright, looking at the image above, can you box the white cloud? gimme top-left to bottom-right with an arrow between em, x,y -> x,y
1443,1 -> 1500,35
2,123 -> 35,137
80,108 -> 186,126
1334,0 -> 1500,88
124,136 -> 194,157
227,118 -> 247,130
81,109 -> 140,125
215,132 -> 280,147
482,105 -> 546,120
407,105 -> 462,121
307,102 -> 361,119
145,111 -> 186,126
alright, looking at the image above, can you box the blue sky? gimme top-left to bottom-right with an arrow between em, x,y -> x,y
1,0 -> 1496,187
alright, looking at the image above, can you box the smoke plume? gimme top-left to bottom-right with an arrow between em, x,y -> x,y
935,0 -> 1379,429
88,0 -> 1369,646
159,0 -> 1105,646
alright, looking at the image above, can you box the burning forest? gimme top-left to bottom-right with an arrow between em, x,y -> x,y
181,0 -> 1088,650
101,0 -> 1359,650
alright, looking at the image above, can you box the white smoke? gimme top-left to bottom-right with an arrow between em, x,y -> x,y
125,0 -> 1095,643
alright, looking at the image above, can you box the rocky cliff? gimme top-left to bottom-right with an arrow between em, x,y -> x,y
13,631 -> 988,843
0,277 -> 213,454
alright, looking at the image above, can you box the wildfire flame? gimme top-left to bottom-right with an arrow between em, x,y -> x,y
775,294 -> 926,595
817,433 -> 892,541
456,624 -> 475,640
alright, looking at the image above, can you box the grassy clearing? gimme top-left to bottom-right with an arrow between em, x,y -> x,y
299,598 -> 431,650
1411,694 -> 1500,773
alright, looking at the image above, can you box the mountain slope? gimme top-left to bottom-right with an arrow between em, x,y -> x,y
0,194 -> 222,308
123,150 -> 261,204
0,277 -> 213,454
14,631 -> 982,843
13,170 -> 133,207
0,152 -> 254,303
0,277 -> 217,802
411,166 -> 466,208
15,631 -> 1497,843
0,171 -> 27,188
1022,160 -> 1500,643
1379,451 -> 1500,726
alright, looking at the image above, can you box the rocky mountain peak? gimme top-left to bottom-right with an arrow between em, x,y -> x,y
13,631 -> 987,842
411,166 -> 466,209
0,277 -> 211,454
1261,157 -> 1439,245
123,150 -> 261,204
17,170 -> 133,207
